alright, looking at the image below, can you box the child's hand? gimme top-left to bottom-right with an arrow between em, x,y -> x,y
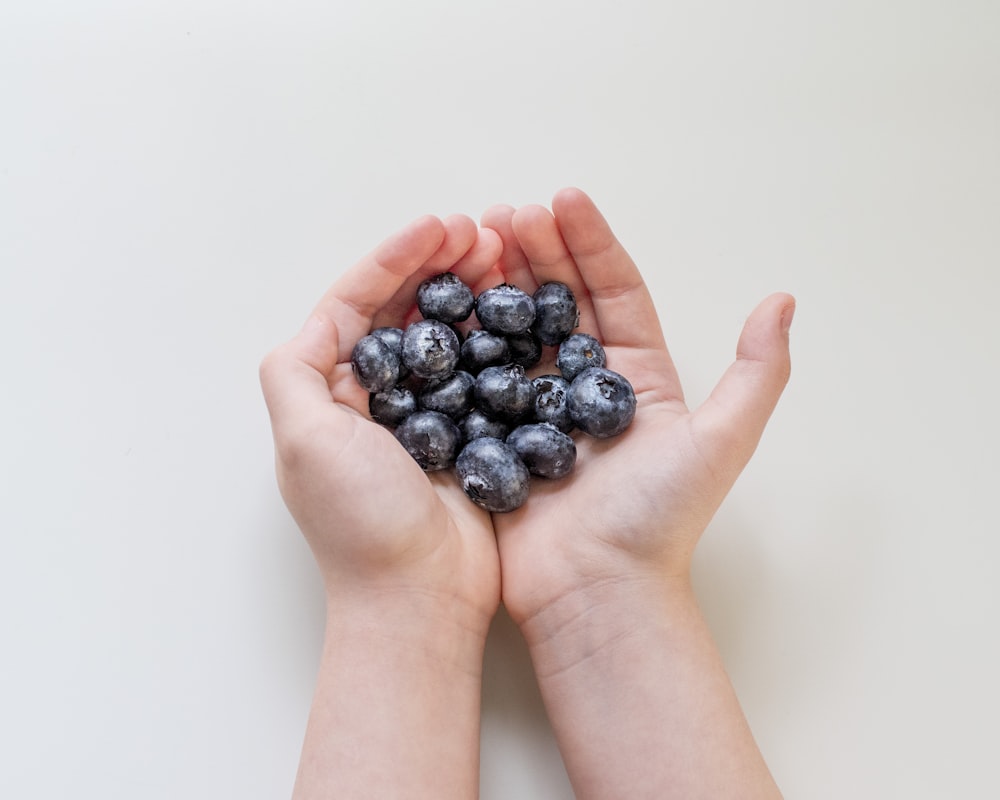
482,188 -> 794,632
478,189 -> 790,798
259,213 -> 503,624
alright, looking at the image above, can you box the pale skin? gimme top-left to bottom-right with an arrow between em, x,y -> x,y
259,188 -> 793,799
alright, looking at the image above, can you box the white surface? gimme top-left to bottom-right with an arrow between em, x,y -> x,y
2,1 -> 998,797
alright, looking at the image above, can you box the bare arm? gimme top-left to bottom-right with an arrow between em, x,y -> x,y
484,188 -> 791,798
293,589 -> 491,799
260,214 -> 503,799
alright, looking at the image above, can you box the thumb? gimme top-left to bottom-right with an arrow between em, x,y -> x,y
259,314 -> 343,436
690,292 -> 795,481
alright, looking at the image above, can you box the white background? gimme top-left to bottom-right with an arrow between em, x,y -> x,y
2,1 -> 998,797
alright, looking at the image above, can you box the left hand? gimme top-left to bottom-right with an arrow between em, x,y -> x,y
259,213 -> 504,626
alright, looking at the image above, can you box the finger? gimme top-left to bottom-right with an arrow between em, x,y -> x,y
690,293 -> 795,480
468,264 -> 507,299
396,225 -> 505,330
259,316 -> 353,440
261,215 -> 448,432
434,226 -> 504,333
509,203 -> 599,336
445,230 -> 507,327
450,226 -> 503,289
427,214 -> 480,270
372,214 -> 479,331
307,215 -> 447,367
480,204 -> 536,291
550,187 -> 667,352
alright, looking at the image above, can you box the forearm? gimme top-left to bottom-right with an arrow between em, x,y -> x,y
521,575 -> 781,799
293,589 -> 490,800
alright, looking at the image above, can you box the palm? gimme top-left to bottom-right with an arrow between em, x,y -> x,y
493,344 -> 706,620
322,358 -> 488,537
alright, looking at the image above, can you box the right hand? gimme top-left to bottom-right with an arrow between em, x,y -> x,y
481,188 -> 795,632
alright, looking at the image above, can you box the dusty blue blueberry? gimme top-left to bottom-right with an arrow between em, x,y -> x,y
531,374 -> 574,432
475,284 -> 536,335
506,331 -> 543,369
351,334 -> 400,393
474,364 -> 537,423
531,282 -> 580,346
506,422 -> 577,479
556,333 -> 607,382
567,366 -> 637,438
459,329 -> 510,374
418,370 -> 475,419
455,437 -> 530,513
448,323 -> 465,347
369,326 -> 404,356
369,385 -> 417,427
401,319 -> 460,379
370,326 -> 409,380
394,410 -> 462,471
416,272 -> 475,323
458,408 -> 510,443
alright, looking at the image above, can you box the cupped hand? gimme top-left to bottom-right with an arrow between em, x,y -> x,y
481,189 -> 795,627
259,214 -> 503,620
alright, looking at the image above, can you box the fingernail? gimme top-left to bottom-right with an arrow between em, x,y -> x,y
780,301 -> 796,334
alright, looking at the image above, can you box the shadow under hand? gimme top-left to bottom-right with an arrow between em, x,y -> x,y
480,605 -> 575,800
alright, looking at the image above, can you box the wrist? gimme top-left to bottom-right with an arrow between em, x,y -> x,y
512,572 -> 781,799
517,573 -> 697,678
293,583 -> 491,799
324,583 -> 494,675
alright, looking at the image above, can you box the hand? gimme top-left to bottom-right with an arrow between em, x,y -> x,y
259,213 -> 503,624
261,215 -> 509,799
481,188 -> 795,631
478,189 -> 790,799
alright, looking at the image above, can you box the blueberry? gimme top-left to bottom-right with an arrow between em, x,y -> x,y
369,385 -> 417,427
394,410 -> 462,471
395,370 -> 429,398
506,422 -> 576,479
351,276 -> 635,510
475,284 -> 536,335
567,366 -> 637,438
456,437 -> 530,513
351,334 -> 400,393
556,333 -> 607,382
448,323 -> 466,348
459,329 -> 510,374
369,326 -> 409,379
506,331 -> 543,369
531,282 -> 579,346
416,272 -> 475,323
474,364 -> 537,423
531,374 -> 574,432
401,319 -> 460,379
369,326 -> 404,356
458,408 -> 510,443
418,370 -> 476,419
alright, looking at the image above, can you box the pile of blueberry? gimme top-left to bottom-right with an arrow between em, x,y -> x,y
350,273 -> 636,512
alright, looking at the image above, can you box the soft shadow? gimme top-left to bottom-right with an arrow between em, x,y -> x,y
250,489 -> 327,685
480,605 -> 575,800
692,486 -> 885,738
